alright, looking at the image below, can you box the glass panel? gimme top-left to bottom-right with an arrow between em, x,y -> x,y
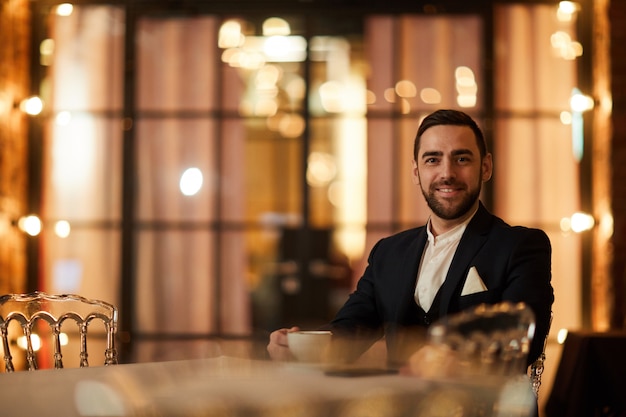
398,15 -> 483,112
219,231 -> 251,334
136,230 -> 215,334
240,119 -> 302,224
41,5 -> 124,309
48,6 -> 125,112
365,16 -> 395,114
136,16 -> 219,112
135,119 -> 218,222
366,119 -> 395,224
42,229 -> 121,305
493,117 -> 579,223
397,117 -> 430,226
493,3 -> 582,335
43,116 -> 123,221
494,4 -> 577,112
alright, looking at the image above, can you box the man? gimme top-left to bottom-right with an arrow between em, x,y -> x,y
267,109 -> 554,370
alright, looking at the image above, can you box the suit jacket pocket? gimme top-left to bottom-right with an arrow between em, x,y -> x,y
458,290 -> 495,311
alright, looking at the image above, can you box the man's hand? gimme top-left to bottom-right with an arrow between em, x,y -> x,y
267,326 -> 300,361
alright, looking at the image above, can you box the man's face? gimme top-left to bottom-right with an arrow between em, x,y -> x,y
412,125 -> 492,223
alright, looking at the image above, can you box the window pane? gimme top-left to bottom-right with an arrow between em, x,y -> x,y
398,15 -> 483,111
493,3 -> 582,335
136,16 -> 219,112
49,6 -> 125,111
242,119 -> 303,223
41,5 -> 124,309
43,116 -> 123,221
43,230 -> 121,305
136,230 -> 215,333
494,4 -> 577,112
135,119 -> 218,222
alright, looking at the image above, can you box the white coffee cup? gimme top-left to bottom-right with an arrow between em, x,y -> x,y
287,330 -> 333,363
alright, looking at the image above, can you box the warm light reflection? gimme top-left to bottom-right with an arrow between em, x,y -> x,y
570,91 -> 594,112
571,212 -> 595,232
262,17 -> 291,36
254,98 -> 278,116
250,35 -> 307,63
559,111 -> 572,125
319,81 -> 345,113
551,31 -> 583,60
56,3 -> 74,17
556,328 -> 568,344
598,212 -> 614,240
383,88 -> 396,103
306,152 -> 337,187
420,88 -> 441,104
366,90 -> 376,105
55,220 -> 71,238
400,98 -> 411,114
334,118 -> 367,261
218,20 -> 244,49
278,113 -> 305,138
238,51 -> 266,70
561,212 -> 595,233
56,111 -> 72,126
20,96 -> 44,115
40,38 -> 55,66
0,92 -> 10,116
284,75 -> 305,100
256,65 -> 281,90
17,334 -> 41,351
457,95 -> 477,108
395,80 -> 416,98
266,111 -> 284,132
18,215 -> 42,236
180,167 -> 203,196
557,2 -> 578,22
455,66 -> 477,108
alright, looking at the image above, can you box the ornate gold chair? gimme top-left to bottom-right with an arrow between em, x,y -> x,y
0,291 -> 118,372
528,312 -> 552,398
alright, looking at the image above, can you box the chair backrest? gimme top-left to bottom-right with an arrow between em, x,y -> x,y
428,302 -> 536,377
528,311 -> 552,398
0,291 -> 118,372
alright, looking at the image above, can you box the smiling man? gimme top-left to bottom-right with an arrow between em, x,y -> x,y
268,109 -> 554,371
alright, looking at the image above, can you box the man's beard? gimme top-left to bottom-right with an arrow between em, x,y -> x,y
420,179 -> 482,220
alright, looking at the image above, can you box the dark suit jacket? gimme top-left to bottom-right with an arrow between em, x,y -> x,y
329,202 -> 554,367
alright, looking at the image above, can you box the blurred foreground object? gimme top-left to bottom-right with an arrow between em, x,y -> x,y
409,302 -> 535,378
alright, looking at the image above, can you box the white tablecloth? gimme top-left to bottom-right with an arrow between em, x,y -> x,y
0,356 -> 535,417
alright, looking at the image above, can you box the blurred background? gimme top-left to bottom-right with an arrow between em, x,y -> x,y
0,0 -> 623,409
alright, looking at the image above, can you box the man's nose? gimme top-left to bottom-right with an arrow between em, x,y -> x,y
440,159 -> 456,179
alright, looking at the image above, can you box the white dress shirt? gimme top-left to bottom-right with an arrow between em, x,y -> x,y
414,211 -> 477,312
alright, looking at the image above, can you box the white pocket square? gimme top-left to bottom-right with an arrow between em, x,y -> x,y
461,266 -> 488,296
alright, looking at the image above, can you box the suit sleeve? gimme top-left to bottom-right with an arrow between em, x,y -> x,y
327,240 -> 385,355
501,228 -> 554,365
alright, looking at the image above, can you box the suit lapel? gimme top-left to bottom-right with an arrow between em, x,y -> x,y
438,203 -> 493,314
395,227 -> 428,323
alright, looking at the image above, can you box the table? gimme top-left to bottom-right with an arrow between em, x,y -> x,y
0,356 -> 536,417
545,331 -> 626,417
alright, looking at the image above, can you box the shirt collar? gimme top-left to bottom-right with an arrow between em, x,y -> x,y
426,206 -> 479,246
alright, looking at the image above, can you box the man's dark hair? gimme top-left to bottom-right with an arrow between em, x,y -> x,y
413,109 -> 487,160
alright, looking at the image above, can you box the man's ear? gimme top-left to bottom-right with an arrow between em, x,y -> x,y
411,159 -> 420,185
482,153 -> 493,182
